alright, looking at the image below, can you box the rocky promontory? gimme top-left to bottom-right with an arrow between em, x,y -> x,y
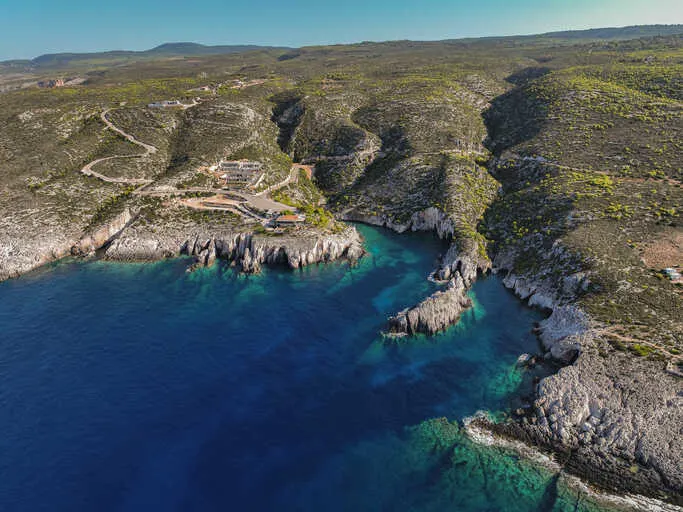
486,250 -> 683,505
0,205 -> 364,282
103,215 -> 364,273
345,207 -> 491,335
387,273 -> 472,336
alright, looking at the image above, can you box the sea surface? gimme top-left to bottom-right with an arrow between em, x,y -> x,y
0,224 -> 616,511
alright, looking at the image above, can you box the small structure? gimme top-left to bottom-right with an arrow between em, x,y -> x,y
218,160 -> 263,186
148,100 -> 182,108
663,268 -> 682,281
37,79 -> 65,88
274,213 -> 305,226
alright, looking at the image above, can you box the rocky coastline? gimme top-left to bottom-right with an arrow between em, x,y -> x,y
103,221 -> 364,273
345,207 -> 682,507
343,207 -> 491,335
463,415 -> 683,512
387,273 -> 472,336
0,212 -> 365,282
484,249 -> 683,506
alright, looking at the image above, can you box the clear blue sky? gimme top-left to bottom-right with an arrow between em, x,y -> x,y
1,0 -> 682,60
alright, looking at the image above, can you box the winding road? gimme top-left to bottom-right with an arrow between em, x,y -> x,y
596,325 -> 682,363
80,109 -> 157,186
80,107 -> 309,223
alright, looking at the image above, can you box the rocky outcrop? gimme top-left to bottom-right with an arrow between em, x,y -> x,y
503,345 -> 683,504
71,209 -> 135,256
536,306 -> 589,363
490,244 -> 683,504
433,238 -> 491,286
387,274 -> 472,336
464,415 -> 683,512
104,223 -> 364,273
347,208 -> 490,335
0,209 -> 136,281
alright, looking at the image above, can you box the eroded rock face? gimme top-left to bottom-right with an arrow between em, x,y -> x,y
105,224 -> 365,273
526,346 -> 683,501
387,274 -> 472,336
71,209 -> 134,256
435,240 -> 490,287
537,306 -> 588,363
492,244 -> 683,503
0,208 -> 136,281
343,206 -> 455,238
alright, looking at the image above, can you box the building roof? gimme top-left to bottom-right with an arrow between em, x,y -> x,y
276,214 -> 304,222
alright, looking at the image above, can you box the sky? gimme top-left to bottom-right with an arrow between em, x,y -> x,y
0,0 -> 682,61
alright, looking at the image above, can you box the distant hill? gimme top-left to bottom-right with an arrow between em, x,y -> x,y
145,42 -> 269,56
536,24 -> 683,40
15,43 -> 288,69
4,24 -> 682,70
443,24 -> 683,47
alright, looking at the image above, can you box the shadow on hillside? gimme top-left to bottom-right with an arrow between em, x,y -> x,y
479,70 -> 577,282
269,91 -> 305,154
309,103 -> 414,196
505,66 -> 551,86
483,69 -> 551,157
342,123 -> 413,193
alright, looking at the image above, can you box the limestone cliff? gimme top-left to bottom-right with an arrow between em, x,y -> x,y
345,208 -> 489,335
71,209 -> 135,256
490,245 -> 683,504
0,209 -> 135,281
387,274 -> 472,336
104,222 -> 364,273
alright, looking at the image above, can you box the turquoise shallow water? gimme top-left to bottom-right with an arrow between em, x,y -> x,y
0,224 -> 615,511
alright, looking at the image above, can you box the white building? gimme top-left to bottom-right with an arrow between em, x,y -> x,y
218,160 -> 263,186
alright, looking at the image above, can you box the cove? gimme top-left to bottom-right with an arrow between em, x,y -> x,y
0,224 -> 614,511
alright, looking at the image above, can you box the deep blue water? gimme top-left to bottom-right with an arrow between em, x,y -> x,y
0,225 -> 613,511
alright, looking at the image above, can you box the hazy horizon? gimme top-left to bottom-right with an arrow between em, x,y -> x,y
1,0 -> 682,61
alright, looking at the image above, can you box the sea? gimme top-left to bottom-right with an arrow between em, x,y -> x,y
0,224 -> 618,511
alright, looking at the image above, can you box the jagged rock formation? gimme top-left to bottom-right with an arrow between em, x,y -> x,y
71,209 -> 135,256
345,208 -> 493,334
434,238 -> 491,286
491,245 -> 683,503
104,221 -> 364,273
179,229 -> 364,273
387,274 -> 472,336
